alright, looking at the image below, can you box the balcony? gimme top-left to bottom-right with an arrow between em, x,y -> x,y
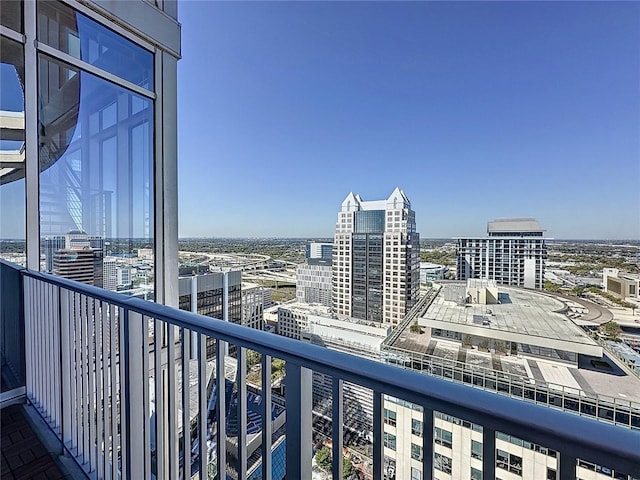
1,259 -> 639,480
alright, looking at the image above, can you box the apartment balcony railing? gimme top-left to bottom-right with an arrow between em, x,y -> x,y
3,260 -> 640,479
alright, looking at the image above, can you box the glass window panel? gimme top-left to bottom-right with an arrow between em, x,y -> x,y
37,1 -> 153,88
0,36 -> 26,265
1,1 -> 23,32
38,54 -> 154,297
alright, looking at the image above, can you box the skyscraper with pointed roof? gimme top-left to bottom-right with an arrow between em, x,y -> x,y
332,188 -> 420,325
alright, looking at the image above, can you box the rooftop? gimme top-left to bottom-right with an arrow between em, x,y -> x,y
487,217 -> 544,233
420,283 -> 601,356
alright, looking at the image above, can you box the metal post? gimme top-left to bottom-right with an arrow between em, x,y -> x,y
261,355 -> 272,480
285,362 -> 312,480
124,310 -> 145,479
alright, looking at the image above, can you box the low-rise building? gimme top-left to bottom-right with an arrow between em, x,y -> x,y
603,268 -> 639,299
380,281 -> 639,480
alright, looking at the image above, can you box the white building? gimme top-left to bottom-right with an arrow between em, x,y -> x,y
457,218 -> 547,290
242,282 -> 266,330
332,188 -> 420,325
380,282 -> 638,480
296,261 -> 332,306
603,268 -> 639,299
276,302 -> 330,339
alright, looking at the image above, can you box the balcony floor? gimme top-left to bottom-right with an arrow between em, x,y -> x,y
1,404 -> 66,480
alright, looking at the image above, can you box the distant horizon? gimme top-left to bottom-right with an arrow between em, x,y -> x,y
1,236 -> 638,242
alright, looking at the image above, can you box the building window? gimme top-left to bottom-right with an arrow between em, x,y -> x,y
471,467 -> 483,480
434,453 -> 452,474
384,408 -> 397,427
411,418 -> 422,436
0,36 -> 26,266
38,2 -> 153,88
36,3 -> 155,293
383,432 -> 396,451
435,427 -> 452,448
411,443 -> 422,461
547,468 -> 556,480
471,440 -> 483,460
496,449 -> 522,476
411,467 -> 421,480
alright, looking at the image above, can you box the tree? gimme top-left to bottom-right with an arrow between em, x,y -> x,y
315,447 -> 331,470
544,281 -> 562,293
409,321 -> 422,334
343,456 -> 355,479
571,286 -> 585,297
601,321 -> 622,339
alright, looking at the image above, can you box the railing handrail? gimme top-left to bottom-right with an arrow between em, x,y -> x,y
19,267 -> 640,475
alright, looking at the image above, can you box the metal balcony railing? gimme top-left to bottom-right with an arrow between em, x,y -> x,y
12,265 -> 640,479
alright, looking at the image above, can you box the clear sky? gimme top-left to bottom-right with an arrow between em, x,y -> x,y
177,1 -> 640,240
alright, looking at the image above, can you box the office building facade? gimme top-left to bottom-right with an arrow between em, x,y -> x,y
179,271 -> 242,358
457,218 -> 547,290
332,188 -> 420,325
296,260 -> 332,306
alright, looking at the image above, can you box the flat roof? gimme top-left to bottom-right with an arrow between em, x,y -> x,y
418,284 -> 601,356
487,218 -> 543,233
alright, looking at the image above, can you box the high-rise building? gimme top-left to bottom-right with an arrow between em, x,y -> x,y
297,241 -> 333,306
51,231 -> 104,287
332,188 -> 420,325
305,242 -> 333,262
178,271 -> 251,359
456,218 -> 547,289
241,282 -> 266,330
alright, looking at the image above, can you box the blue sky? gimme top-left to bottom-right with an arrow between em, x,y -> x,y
177,1 -> 640,240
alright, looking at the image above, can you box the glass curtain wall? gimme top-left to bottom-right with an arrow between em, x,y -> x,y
0,6 -> 26,265
36,1 -> 155,297
1,1 -> 157,297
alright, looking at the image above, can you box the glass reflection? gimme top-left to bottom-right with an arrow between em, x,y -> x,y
38,1 -> 153,89
0,36 -> 26,265
39,54 -> 154,298
0,1 -> 23,33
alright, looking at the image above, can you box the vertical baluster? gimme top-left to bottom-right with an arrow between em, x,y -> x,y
100,301 -> 109,479
60,288 -> 72,449
124,310 -> 145,479
237,346 -> 247,479
73,292 -> 82,456
88,298 -> 96,473
119,307 -> 128,477
216,340 -> 227,480
182,328 -> 191,480
198,333 -> 207,480
109,304 -> 118,480
285,362 -> 312,480
143,317 -> 151,479
95,299 -> 104,479
154,319 -> 166,480
261,354 -> 272,480
168,325 -> 179,478
81,295 -> 90,466
23,278 -> 33,401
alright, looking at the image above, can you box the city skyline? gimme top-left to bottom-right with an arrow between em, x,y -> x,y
177,1 -> 639,240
